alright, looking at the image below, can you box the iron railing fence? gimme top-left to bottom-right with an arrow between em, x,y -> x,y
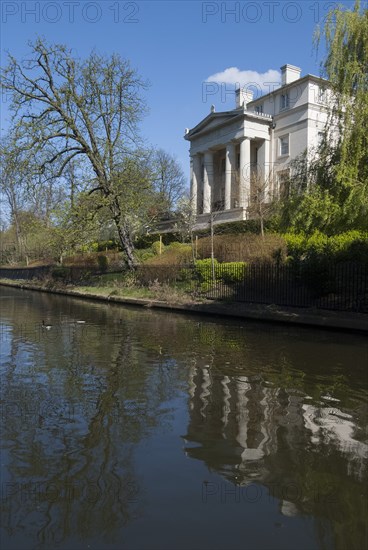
135,261 -> 368,313
0,265 -> 123,281
0,266 -> 53,280
1,262 -> 367,313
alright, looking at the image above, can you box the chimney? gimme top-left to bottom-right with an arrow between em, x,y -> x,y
236,88 -> 254,109
281,64 -> 301,86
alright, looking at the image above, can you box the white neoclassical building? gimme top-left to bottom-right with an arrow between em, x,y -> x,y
184,64 -> 330,229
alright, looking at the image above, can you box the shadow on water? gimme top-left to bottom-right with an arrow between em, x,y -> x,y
0,286 -> 367,550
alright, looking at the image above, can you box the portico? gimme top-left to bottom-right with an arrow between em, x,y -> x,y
186,110 -> 272,228
191,139 -> 249,213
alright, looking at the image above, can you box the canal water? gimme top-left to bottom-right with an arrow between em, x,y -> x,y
0,286 -> 367,550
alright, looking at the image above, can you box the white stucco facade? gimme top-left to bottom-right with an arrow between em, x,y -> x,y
184,64 -> 330,229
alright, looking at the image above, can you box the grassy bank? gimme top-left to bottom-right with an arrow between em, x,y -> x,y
1,277 -> 368,334
0,274 -> 200,305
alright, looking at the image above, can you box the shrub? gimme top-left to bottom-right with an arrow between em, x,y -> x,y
121,271 -> 138,288
97,240 -> 119,251
136,264 -> 182,286
305,231 -> 329,259
134,232 -> 182,249
166,241 -> 188,249
195,258 -> 218,283
196,234 -> 286,264
147,280 -> 189,304
284,230 -> 368,266
218,262 -> 247,283
283,233 -> 306,261
135,249 -> 155,263
151,241 -> 164,255
327,231 -> 368,262
51,266 -> 70,280
97,254 -> 108,272
64,253 -> 97,267
195,259 -> 247,291
144,243 -> 193,266
345,238 -> 368,263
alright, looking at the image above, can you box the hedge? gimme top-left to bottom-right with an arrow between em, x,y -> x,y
195,259 -> 247,290
283,231 -> 368,265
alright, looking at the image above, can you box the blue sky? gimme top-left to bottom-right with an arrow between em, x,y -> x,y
0,0 -> 361,181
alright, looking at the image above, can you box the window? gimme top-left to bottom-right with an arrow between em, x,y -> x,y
255,104 -> 263,114
317,131 -> 324,146
279,135 -> 289,156
280,93 -> 289,110
318,87 -> 327,104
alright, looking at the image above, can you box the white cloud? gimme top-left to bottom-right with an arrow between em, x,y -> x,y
205,67 -> 281,95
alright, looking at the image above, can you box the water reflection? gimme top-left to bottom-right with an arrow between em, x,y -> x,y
1,291 -> 182,549
1,287 -> 367,550
184,362 -> 367,481
183,355 -> 367,549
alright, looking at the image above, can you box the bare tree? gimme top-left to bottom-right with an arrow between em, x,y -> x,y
248,170 -> 276,238
0,136 -> 30,258
151,149 -> 187,217
1,38 -> 150,269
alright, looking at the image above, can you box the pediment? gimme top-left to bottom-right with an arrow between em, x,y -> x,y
186,110 -> 242,140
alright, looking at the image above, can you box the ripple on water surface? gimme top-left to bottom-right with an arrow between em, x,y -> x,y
0,285 -> 367,550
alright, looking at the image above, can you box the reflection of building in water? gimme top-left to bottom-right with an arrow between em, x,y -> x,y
184,361 -> 283,485
183,362 -> 368,490
303,404 -> 368,480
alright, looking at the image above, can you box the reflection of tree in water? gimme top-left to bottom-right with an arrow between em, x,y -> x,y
1,287 -> 368,549
1,291 -> 186,548
182,358 -> 368,550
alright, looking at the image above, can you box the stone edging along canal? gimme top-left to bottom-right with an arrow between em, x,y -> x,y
0,279 -> 367,334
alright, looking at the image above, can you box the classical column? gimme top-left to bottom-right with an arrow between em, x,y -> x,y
200,366 -> 211,415
203,151 -> 214,214
257,139 -> 270,197
225,142 -> 235,210
221,375 -> 231,427
235,376 -> 250,450
239,138 -> 251,209
190,154 -> 201,215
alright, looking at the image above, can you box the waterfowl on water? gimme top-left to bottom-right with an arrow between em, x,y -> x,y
42,320 -> 52,330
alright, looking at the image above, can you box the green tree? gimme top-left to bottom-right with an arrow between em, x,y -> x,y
1,38 -> 150,269
315,0 -> 368,230
1,131 -> 70,263
280,1 -> 368,234
316,0 -> 368,186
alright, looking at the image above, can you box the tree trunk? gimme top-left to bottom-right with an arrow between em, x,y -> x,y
108,193 -> 138,270
13,213 -> 22,256
116,223 -> 137,270
258,201 -> 265,239
210,213 -> 216,283
260,205 -> 264,239
11,202 -> 24,261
